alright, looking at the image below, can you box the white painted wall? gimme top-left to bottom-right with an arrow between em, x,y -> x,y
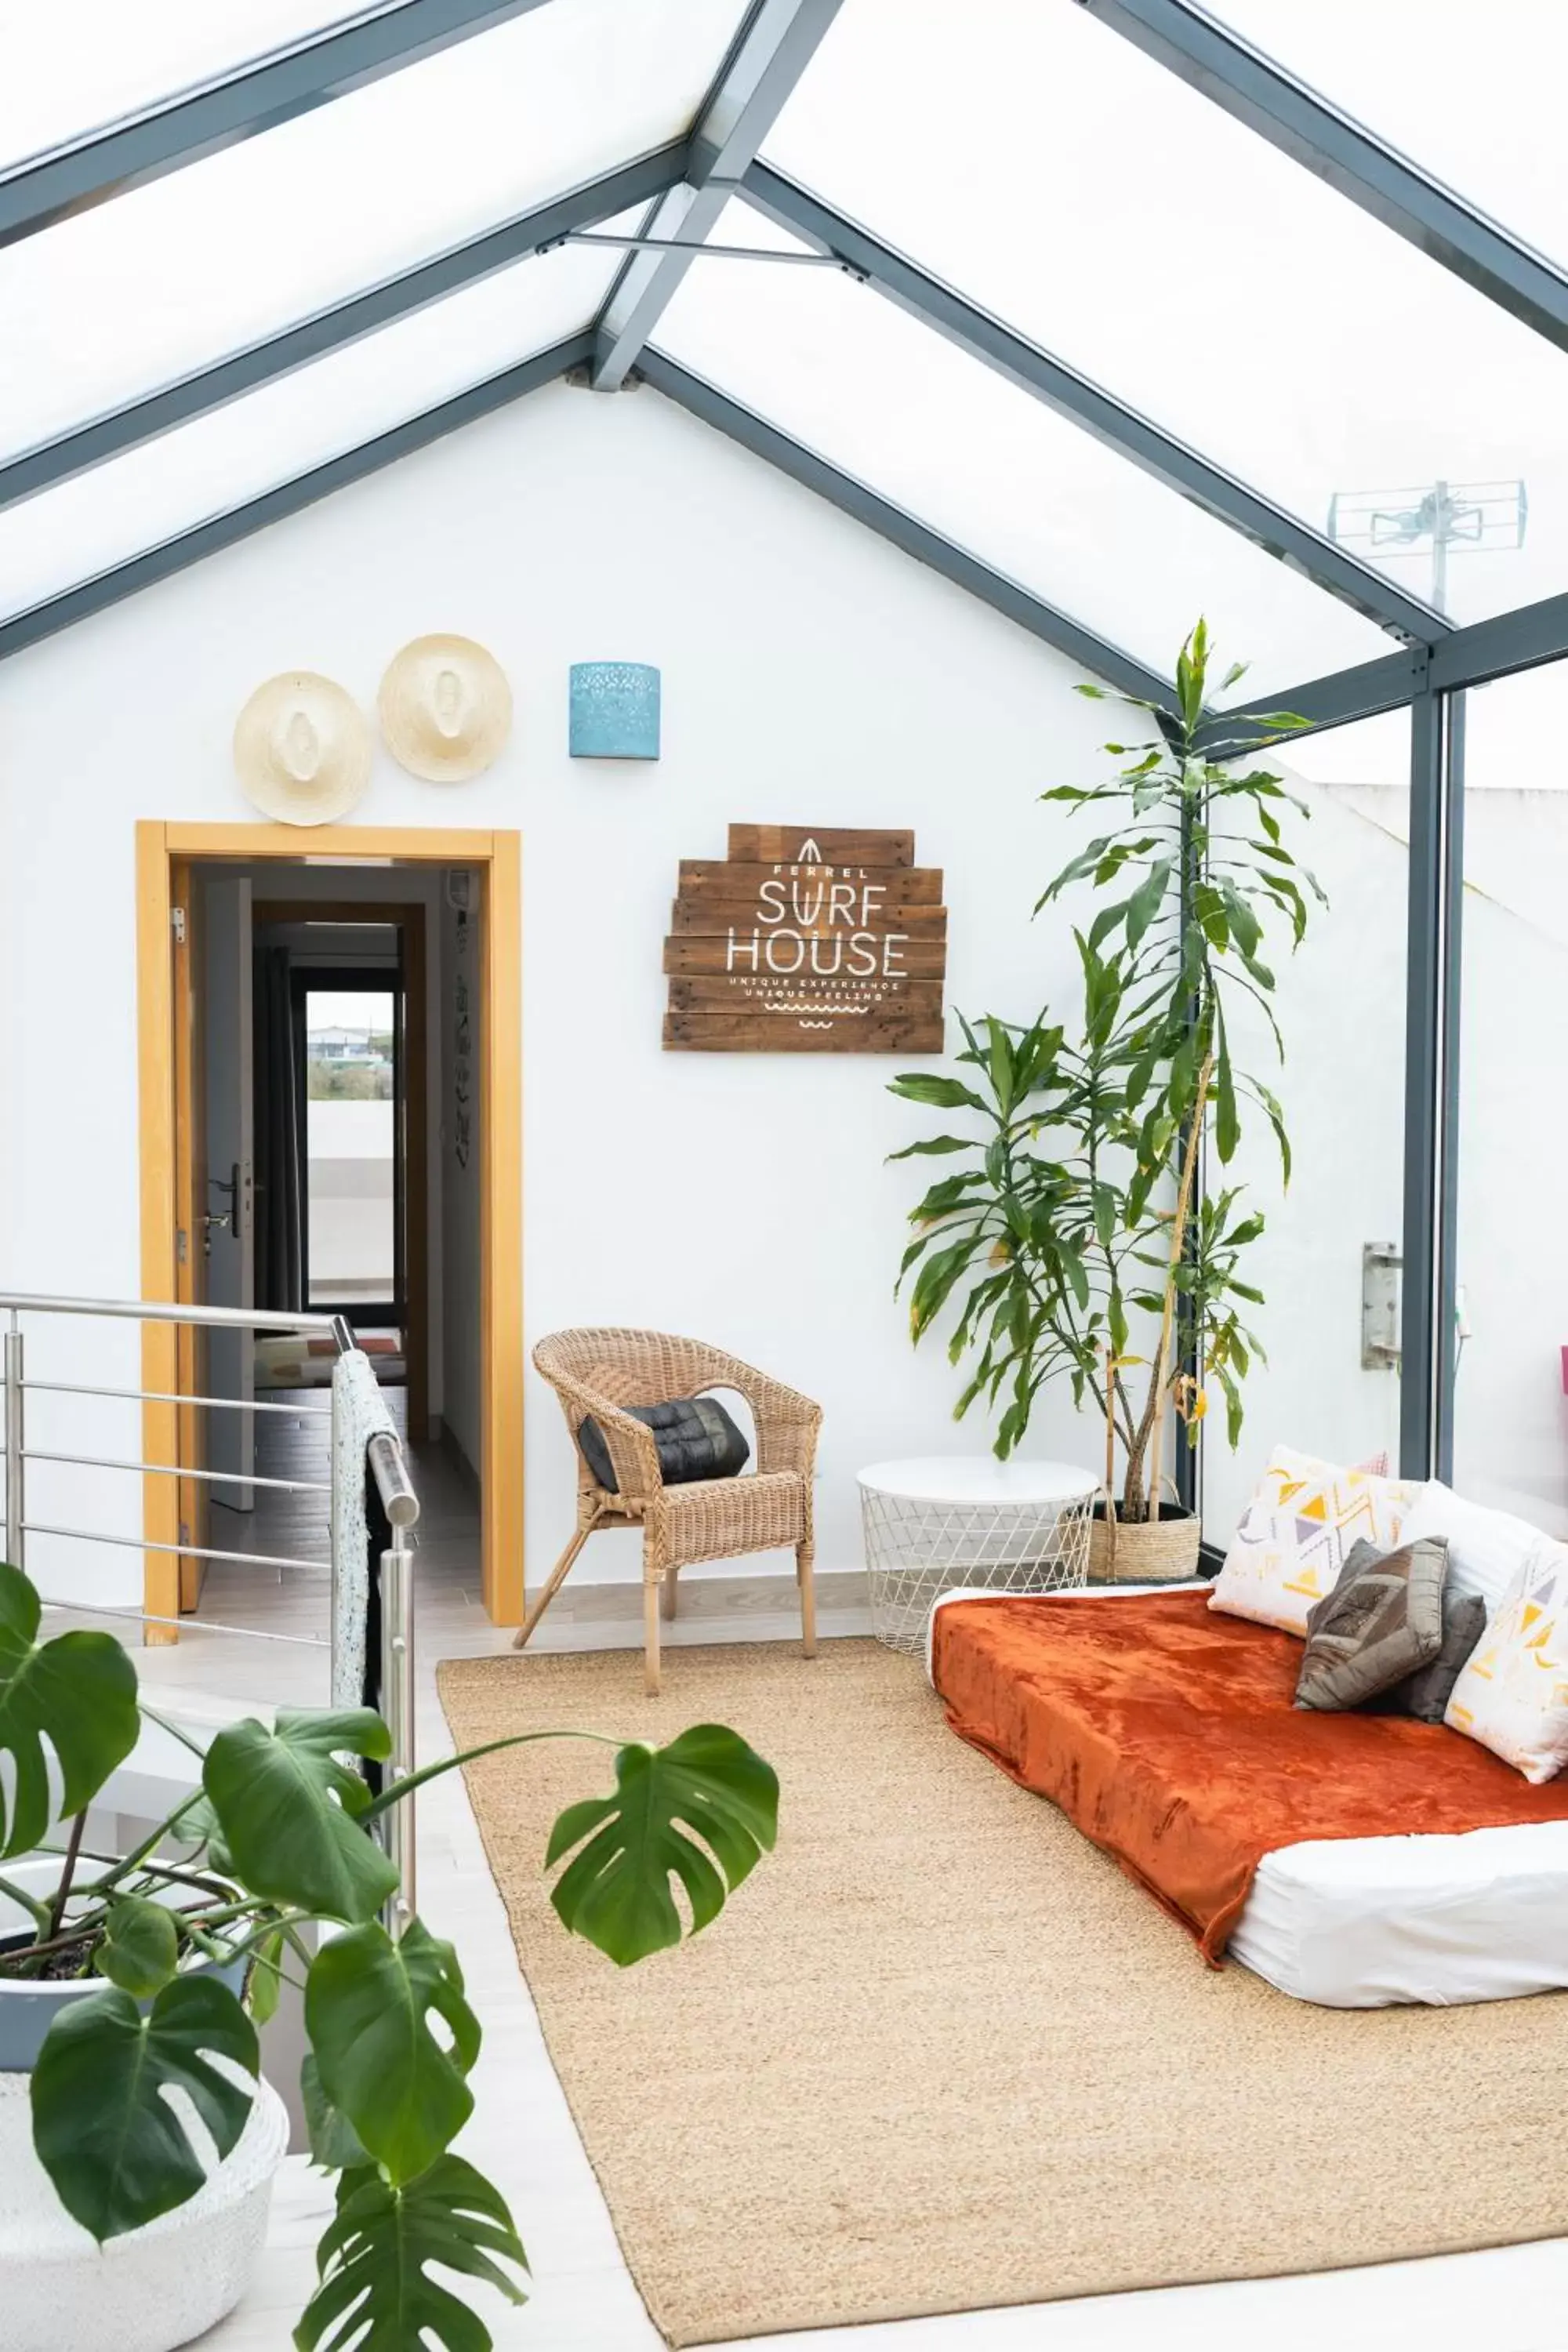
2,379 -> 1553,1610
1200,761 -> 1409,1538
0,383 -> 1119,1600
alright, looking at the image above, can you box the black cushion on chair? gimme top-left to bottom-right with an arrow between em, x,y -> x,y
578,1396 -> 750,1494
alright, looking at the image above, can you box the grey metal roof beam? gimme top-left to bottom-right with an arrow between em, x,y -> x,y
1078,0 -> 1568,357
1203,582 -> 1568,753
0,0 -> 556,247
1196,647 -> 1429,755
0,144 -> 685,514
742,164 -> 1448,649
0,332 -> 591,666
637,350 -> 1174,706
590,0 -> 845,391
1428,590 -> 1568,691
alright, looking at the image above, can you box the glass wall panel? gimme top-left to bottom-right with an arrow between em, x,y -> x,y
1452,662 -> 1568,1534
306,988 -> 397,1312
0,0 -> 742,456
653,207 -> 1390,695
764,0 -> 1565,626
1,2 -> 365,172
1215,0 -> 1568,274
1201,707 -> 1410,1544
0,234 -> 619,622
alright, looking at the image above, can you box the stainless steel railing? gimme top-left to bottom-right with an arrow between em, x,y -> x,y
0,1290 -> 419,1930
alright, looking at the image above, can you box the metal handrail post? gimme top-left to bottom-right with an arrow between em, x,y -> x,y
4,1316 -> 22,1568
378,1519 -> 416,1939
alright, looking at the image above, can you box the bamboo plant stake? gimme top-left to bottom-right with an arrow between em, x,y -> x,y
1104,1340 -> 1118,1571
1144,1044 -> 1214,1523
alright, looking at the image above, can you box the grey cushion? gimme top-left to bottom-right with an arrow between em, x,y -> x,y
578,1395 -> 750,1495
1370,1581 -> 1486,1724
1294,1535 -> 1447,1712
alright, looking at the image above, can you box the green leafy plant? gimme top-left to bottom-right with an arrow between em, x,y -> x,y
0,1560 -> 778,2350
892,622 -> 1318,1519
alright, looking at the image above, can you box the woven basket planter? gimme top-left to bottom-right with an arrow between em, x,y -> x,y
1087,1501 -> 1200,1584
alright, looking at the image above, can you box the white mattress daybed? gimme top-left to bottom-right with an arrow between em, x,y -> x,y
928,1584 -> 1568,2009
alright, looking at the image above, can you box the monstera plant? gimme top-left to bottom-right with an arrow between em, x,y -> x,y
0,1560 -> 777,2349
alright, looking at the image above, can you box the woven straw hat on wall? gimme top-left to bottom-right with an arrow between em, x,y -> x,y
232,672 -> 372,826
379,634 -> 513,782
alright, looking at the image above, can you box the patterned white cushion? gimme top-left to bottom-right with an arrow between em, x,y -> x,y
1209,1444 -> 1420,1637
1392,1479 -> 1543,1618
1446,1541 -> 1568,1783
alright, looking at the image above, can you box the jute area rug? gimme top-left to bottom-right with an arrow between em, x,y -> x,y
439,1639 -> 1568,2346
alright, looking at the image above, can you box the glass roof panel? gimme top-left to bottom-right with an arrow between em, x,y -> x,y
0,2 -> 366,172
0,234 -> 618,624
763,0 -> 1568,627
652,209 -> 1390,695
0,0 -> 742,459
1213,0 -> 1568,272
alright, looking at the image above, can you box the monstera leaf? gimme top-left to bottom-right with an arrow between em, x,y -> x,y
31,1976 -> 259,2241
93,1894 -> 180,1998
305,1918 -> 480,2183
0,1559 -> 139,1857
294,2156 -> 528,2352
301,2052 -> 372,2172
546,1724 -> 779,1966
202,1708 -> 397,1925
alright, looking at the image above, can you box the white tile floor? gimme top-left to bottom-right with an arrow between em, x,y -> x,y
122,1404 -> 1568,2352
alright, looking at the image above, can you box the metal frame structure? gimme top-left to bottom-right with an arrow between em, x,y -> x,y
0,145 -> 684,514
0,333 -> 592,663
739,164 -> 1448,646
6,0 -> 1568,1496
0,0 -> 557,245
0,1292 -> 421,1929
1079,0 -> 1568,357
590,0 -> 846,390
641,352 -> 1173,706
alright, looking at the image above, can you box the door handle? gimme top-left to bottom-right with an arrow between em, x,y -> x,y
204,1164 -> 240,1255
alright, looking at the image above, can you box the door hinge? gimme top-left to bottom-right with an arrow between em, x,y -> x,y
180,1520 -> 191,1548
176,1226 -> 188,1265
171,906 -> 187,946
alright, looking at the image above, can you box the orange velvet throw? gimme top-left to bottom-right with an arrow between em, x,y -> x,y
931,1589 -> 1568,1963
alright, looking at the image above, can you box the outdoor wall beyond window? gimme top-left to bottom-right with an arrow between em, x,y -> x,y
1201,709 -> 1410,1537
1451,663 -> 1568,1533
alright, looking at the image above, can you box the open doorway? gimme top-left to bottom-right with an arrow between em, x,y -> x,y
248,905 -> 429,1432
136,823 -> 522,1630
300,974 -> 400,1318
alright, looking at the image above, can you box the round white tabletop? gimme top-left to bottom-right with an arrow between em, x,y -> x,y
857,1456 -> 1099,1505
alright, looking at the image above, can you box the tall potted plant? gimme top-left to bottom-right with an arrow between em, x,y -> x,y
892,623 -> 1317,1577
0,1559 -> 777,2351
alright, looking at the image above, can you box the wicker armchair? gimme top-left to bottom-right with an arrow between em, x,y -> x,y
518,1327 -> 822,1694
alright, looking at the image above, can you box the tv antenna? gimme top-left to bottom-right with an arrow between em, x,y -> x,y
1327,478 -> 1526,615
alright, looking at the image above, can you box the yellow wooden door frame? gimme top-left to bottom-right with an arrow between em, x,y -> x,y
136,821 -> 524,1627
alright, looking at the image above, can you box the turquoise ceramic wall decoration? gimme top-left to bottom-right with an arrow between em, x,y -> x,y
568,661 -> 661,760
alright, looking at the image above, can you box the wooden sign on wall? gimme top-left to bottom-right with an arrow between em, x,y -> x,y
662,824 -> 946,1053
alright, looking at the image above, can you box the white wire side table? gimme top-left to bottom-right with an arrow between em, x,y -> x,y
857,1457 -> 1099,1656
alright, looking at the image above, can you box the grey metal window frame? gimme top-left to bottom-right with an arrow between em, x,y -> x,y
0,144 -> 688,514
0,0 -> 559,246
590,0 -> 847,391
1078,0 -> 1568,357
0,332 -> 592,662
6,0 -> 1568,1504
738,164 -> 1448,648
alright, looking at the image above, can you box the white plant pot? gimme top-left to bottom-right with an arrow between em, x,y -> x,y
0,2071 -> 289,2352
0,1855 -> 288,2350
